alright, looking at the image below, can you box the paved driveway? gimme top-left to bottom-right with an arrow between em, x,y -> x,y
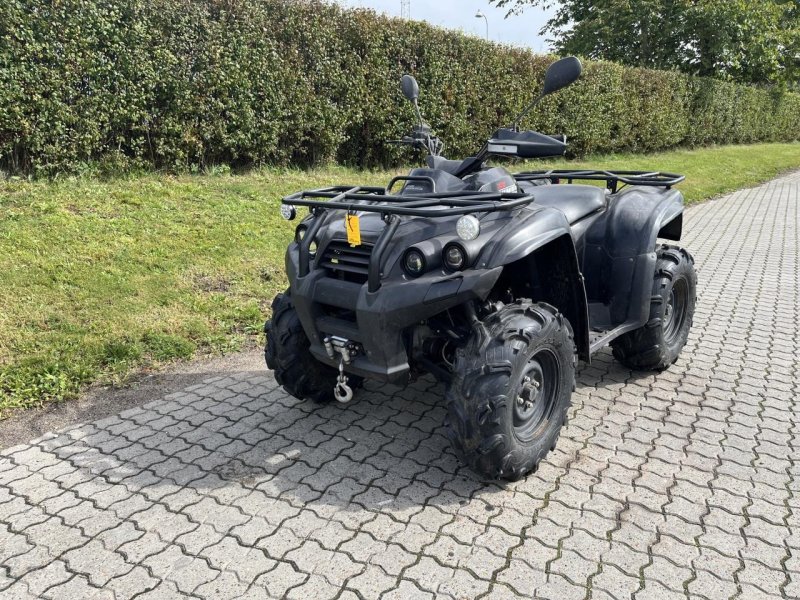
2,173 -> 799,600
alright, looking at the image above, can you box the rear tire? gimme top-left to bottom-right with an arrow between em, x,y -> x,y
445,301 -> 576,481
265,291 -> 360,404
611,244 -> 697,370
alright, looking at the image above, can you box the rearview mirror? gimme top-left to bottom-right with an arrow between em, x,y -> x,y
542,56 -> 582,97
510,56 -> 582,130
400,75 -> 420,102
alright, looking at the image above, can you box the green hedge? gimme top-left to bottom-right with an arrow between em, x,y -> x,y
2,0 -> 799,175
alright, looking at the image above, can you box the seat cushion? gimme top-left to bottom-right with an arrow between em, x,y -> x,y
530,184 -> 606,224
427,155 -> 472,175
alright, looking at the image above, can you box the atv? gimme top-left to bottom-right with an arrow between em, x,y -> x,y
266,56 -> 697,481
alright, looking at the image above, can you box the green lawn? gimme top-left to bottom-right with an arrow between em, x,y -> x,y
2,143 -> 799,416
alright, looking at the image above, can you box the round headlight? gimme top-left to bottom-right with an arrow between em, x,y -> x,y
403,249 -> 426,277
280,203 -> 297,221
444,244 -> 467,271
456,215 -> 480,241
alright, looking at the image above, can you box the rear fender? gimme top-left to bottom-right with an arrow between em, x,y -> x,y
584,186 -> 684,328
598,186 -> 684,257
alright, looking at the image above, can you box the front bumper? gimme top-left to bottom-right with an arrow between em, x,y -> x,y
286,245 -> 502,383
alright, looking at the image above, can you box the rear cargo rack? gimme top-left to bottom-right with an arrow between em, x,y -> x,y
282,185 -> 537,293
515,170 -> 685,193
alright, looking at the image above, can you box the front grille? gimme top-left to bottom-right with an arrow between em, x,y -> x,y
319,240 -> 374,283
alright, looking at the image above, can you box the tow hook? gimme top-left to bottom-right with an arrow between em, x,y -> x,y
324,336 -> 358,404
334,359 -> 353,404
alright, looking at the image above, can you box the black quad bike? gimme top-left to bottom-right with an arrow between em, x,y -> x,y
266,57 -> 697,481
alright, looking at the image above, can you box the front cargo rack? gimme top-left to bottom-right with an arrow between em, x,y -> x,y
283,184 -> 537,217
515,170 -> 685,193
282,183 -> 537,293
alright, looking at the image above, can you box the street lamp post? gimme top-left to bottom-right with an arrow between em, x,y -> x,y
475,10 -> 489,41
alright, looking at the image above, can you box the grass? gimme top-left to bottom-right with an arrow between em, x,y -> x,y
1,142 -> 799,416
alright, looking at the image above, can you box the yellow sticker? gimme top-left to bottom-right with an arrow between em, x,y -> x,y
346,214 -> 361,247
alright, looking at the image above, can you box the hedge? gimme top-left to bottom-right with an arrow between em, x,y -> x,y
1,0 -> 799,175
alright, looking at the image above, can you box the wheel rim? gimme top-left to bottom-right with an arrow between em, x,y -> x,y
513,349 -> 560,442
664,277 -> 688,344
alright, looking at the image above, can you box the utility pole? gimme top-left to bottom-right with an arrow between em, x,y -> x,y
401,0 -> 410,19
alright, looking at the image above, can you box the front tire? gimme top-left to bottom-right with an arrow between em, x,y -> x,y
445,301 -> 576,481
265,292 -> 357,404
611,244 -> 697,370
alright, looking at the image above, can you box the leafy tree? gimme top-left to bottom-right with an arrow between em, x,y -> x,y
490,0 -> 800,85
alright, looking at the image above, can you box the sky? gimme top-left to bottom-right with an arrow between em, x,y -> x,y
333,0 -> 555,53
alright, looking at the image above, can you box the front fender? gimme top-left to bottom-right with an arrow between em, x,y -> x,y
479,208 -> 591,362
481,205 -> 573,268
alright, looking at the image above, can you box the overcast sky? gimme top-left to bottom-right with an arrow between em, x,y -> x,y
333,0 -> 555,52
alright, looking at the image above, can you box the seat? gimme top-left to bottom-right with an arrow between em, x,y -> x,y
529,184 -> 606,224
427,155 -> 473,175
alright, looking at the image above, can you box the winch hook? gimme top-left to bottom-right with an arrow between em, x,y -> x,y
334,358 -> 354,404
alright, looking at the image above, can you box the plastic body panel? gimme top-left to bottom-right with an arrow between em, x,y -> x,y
401,168 -> 467,194
487,128 -> 567,158
581,186 -> 684,330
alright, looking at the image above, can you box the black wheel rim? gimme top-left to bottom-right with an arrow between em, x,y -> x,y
513,349 -> 560,442
664,278 -> 688,344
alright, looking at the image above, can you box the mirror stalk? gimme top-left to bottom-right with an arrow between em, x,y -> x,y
511,94 -> 543,132
412,99 -> 424,128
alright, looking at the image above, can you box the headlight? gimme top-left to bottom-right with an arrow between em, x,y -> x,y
456,215 -> 480,241
295,224 -> 307,243
443,244 -> 467,271
309,240 -> 318,257
280,203 -> 297,221
403,249 -> 426,277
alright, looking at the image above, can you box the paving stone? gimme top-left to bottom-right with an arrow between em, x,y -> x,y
534,573 -> 587,600
404,556 -> 455,594
63,539 -> 134,587
687,570 -> 738,600
193,570 -> 253,600
20,517 -> 88,556
41,574 -> 98,599
0,580 -> 39,600
634,579 -> 686,599
4,546 -> 57,579
379,580 -> 433,599
105,565 -> 159,600
142,544 -> 220,594
15,561 -> 72,597
344,565 -> 395,598
591,564 -> 641,599
254,561 -> 308,598
117,531 -> 169,564
285,573 -> 339,600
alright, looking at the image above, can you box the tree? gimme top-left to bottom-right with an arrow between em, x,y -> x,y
490,0 -> 800,86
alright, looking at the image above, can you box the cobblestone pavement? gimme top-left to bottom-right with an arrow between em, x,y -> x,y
2,173 -> 799,600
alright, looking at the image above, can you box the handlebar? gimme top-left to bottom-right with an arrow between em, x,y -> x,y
387,136 -> 416,145
388,132 -> 444,156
